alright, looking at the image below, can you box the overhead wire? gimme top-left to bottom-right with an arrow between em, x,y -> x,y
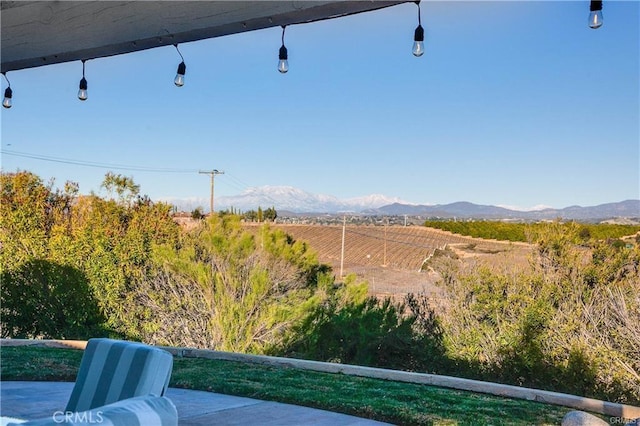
1,151 -> 413,215
1,149 -> 199,173
1,150 -> 284,209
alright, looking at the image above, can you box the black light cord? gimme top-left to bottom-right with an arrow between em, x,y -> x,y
416,0 -> 421,26
2,72 -> 10,88
79,60 -> 87,90
279,25 -> 288,62
174,44 -> 185,62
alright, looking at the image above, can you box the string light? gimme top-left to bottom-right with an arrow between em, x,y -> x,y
413,1 -> 425,57
589,0 -> 603,29
278,26 -> 289,74
2,73 -> 12,109
78,60 -> 88,101
174,44 -> 186,86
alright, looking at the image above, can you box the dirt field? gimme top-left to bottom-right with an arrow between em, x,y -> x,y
243,223 -> 534,301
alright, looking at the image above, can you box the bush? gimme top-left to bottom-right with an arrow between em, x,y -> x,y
428,222 -> 640,404
278,276 -> 449,373
1,260 -> 106,339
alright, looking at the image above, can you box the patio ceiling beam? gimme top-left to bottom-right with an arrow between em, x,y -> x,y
1,1 -> 408,73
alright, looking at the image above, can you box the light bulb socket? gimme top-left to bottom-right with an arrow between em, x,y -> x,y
279,45 -> 288,60
79,77 -> 88,90
590,0 -> 603,11
4,87 -> 12,99
177,61 -> 186,76
414,25 -> 424,42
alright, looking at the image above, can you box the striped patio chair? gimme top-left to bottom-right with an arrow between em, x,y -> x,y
65,338 -> 174,413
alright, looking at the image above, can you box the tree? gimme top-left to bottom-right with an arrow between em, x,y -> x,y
243,210 -> 257,222
191,207 -> 204,220
130,215 -> 324,352
264,207 -> 277,222
100,172 -> 140,205
0,170 -> 180,340
0,171 -> 52,267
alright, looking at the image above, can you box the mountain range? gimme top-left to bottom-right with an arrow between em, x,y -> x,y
215,186 -> 406,214
167,186 -> 640,221
371,200 -> 640,221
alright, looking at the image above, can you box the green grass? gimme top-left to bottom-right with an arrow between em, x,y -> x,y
1,345 -> 572,425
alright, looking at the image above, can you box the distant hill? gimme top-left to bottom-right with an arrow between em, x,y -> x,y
373,200 -> 640,221
166,185 -> 639,221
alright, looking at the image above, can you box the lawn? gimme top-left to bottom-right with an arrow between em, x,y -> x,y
0,345 -> 573,425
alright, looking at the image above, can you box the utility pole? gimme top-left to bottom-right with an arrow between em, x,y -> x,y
199,169 -> 224,214
383,217 -> 388,267
340,215 -> 346,279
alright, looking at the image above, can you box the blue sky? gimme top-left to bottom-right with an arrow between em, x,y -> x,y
1,1 -> 639,211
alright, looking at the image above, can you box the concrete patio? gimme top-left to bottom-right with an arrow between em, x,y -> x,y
0,381 -> 391,425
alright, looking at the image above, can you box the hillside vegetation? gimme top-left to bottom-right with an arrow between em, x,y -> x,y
2,170 -> 638,406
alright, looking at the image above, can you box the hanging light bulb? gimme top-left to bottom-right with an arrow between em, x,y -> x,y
2,73 -> 12,109
175,61 -> 186,86
174,44 -> 186,86
278,46 -> 289,73
2,87 -> 12,109
413,1 -> 424,57
78,60 -> 88,101
78,78 -> 88,101
589,0 -> 603,29
413,26 -> 425,57
278,26 -> 289,74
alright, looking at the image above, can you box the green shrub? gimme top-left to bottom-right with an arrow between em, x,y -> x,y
1,259 -> 106,339
428,222 -> 640,404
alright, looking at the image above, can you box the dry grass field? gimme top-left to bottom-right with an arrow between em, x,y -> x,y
243,223 -> 534,301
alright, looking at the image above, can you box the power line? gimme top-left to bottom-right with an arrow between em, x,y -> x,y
217,172 -> 249,194
1,149 -> 199,173
223,172 -> 283,208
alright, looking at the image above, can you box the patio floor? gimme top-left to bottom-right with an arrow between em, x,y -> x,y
0,381 -> 392,425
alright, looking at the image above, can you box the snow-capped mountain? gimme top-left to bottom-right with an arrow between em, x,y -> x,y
215,186 -> 407,213
161,187 -> 639,220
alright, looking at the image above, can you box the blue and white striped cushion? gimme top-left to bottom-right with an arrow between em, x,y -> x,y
65,339 -> 173,413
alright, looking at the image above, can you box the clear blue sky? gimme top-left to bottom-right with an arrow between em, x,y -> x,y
1,1 -> 639,211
